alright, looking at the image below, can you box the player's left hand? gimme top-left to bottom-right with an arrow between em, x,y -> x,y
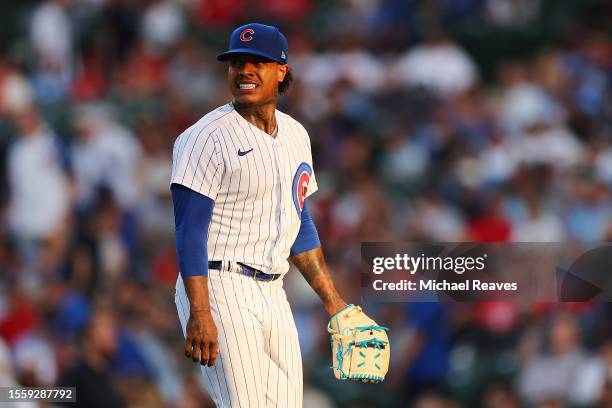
328,304 -> 390,383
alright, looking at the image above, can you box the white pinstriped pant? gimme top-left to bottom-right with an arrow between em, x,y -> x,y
175,265 -> 303,408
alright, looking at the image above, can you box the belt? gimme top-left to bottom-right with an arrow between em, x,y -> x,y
208,261 -> 281,282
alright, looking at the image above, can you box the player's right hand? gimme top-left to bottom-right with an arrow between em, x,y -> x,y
185,309 -> 220,367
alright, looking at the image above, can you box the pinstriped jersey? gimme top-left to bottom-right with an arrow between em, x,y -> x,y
171,103 -> 318,276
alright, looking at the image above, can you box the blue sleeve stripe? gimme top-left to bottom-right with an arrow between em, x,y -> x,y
171,183 -> 214,278
290,200 -> 321,256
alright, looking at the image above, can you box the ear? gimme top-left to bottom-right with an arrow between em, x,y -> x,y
278,64 -> 289,82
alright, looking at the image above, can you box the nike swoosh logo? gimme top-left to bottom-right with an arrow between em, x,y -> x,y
238,148 -> 254,156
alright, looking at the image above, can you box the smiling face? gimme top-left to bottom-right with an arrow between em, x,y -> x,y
227,54 -> 288,106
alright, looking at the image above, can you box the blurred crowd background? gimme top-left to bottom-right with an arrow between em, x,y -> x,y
1,0 -> 612,407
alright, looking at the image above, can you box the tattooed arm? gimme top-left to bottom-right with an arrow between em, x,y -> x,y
290,247 -> 348,316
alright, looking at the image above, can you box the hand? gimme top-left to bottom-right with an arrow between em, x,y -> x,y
185,309 -> 219,366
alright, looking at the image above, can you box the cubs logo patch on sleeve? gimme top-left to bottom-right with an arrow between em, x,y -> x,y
292,162 -> 312,216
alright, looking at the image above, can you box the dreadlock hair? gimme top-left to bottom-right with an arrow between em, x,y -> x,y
278,68 -> 293,95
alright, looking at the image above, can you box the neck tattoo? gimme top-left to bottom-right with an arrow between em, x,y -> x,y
233,102 -> 278,137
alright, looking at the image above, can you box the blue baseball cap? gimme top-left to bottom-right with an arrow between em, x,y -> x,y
217,23 -> 288,65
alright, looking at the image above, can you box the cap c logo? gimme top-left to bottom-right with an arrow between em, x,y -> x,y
240,29 -> 254,42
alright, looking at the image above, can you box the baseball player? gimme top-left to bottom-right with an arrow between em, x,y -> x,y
171,23 -> 388,408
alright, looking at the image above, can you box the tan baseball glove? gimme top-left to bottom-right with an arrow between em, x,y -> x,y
328,304 -> 390,383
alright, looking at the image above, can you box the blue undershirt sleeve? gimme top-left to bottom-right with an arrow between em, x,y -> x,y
171,183 -> 214,278
290,200 -> 321,256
